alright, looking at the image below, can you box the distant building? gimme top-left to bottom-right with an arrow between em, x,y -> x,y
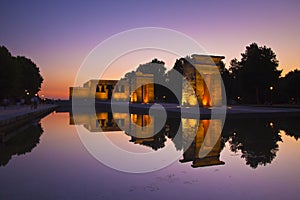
70,54 -> 225,107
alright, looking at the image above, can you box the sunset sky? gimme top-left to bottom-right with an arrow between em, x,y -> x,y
1,0 -> 300,99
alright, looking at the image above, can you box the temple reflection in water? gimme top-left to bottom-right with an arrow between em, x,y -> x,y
69,108 -> 295,169
180,119 -> 224,167
70,110 -> 225,168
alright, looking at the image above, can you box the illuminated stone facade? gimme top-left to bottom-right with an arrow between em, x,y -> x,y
70,54 -> 224,107
70,72 -> 154,103
181,55 -> 225,107
128,72 -> 154,103
70,79 -> 118,100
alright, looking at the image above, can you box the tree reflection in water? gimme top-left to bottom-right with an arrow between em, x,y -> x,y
0,121 -> 43,166
277,117 -> 300,141
71,109 -> 300,169
120,116 -> 299,168
222,118 -> 282,168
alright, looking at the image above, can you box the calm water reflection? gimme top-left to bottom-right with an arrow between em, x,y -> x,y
0,121 -> 43,166
0,111 -> 300,199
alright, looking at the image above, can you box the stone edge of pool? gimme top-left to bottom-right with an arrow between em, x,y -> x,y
0,105 -> 57,142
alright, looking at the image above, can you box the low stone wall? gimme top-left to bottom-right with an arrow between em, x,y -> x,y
0,105 -> 57,142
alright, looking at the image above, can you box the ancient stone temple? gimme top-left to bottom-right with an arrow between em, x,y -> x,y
70,72 -> 154,103
70,54 -> 225,107
69,79 -> 117,101
127,71 -> 154,103
180,55 -> 225,107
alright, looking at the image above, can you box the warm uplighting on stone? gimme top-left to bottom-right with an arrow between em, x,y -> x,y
70,55 -> 224,107
130,92 -> 137,103
181,55 -> 224,107
202,95 -> 211,107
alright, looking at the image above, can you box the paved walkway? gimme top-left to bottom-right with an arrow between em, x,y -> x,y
0,104 -> 57,121
227,105 -> 300,114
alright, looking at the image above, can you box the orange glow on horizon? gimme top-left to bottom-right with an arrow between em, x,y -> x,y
37,47 -> 300,100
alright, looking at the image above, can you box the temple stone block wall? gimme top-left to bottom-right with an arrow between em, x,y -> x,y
70,54 -> 225,107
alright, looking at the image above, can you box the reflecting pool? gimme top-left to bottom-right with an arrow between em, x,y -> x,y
0,111 -> 300,199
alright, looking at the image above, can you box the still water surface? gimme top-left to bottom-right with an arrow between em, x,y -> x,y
0,111 -> 300,199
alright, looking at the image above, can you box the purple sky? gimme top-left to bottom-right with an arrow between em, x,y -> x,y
1,0 -> 300,98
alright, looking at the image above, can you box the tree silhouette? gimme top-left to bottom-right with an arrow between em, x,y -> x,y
0,122 -> 44,166
219,61 -> 233,100
228,43 -> 282,104
280,69 -> 300,103
0,46 -> 15,97
136,58 -> 166,76
0,46 -> 43,100
15,56 -> 43,96
276,117 -> 300,140
222,118 -> 282,168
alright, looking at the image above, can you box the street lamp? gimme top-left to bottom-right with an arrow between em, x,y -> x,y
269,86 -> 274,105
